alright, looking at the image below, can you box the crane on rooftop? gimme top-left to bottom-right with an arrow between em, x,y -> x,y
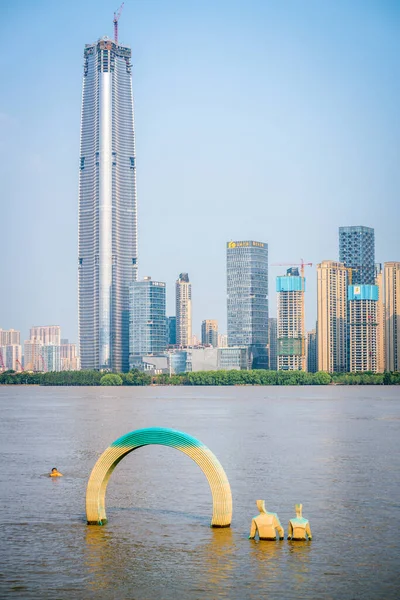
113,2 -> 124,44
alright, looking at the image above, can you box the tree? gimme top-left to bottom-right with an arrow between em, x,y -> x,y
312,371 -> 331,385
100,374 -> 123,386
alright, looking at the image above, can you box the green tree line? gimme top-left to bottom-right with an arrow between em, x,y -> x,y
0,369 -> 399,386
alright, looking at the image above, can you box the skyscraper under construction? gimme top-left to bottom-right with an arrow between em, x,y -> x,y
276,268 -> 306,370
78,29 -> 138,372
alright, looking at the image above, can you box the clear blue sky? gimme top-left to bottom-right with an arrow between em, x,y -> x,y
1,0 -> 399,343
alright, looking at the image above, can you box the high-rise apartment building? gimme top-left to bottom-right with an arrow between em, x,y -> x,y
375,264 -> 385,372
317,261 -> 348,373
30,326 -> 61,346
201,320 -> 218,347
42,344 -> 61,372
24,340 -> 43,372
307,329 -> 318,373
60,340 -> 81,371
348,285 -> 378,372
0,345 -> 22,371
268,318 -> 277,370
78,34 -> 137,372
0,329 -> 20,346
339,226 -> 375,285
129,277 -> 167,368
176,273 -> 192,348
384,262 -> 400,371
276,268 -> 306,370
227,241 -> 269,369
167,317 -> 177,346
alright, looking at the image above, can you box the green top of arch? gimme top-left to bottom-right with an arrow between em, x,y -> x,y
110,427 -> 205,449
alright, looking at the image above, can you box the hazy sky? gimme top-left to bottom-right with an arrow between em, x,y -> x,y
1,0 -> 399,343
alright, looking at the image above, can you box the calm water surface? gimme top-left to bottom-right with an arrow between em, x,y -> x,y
1,386 -> 399,599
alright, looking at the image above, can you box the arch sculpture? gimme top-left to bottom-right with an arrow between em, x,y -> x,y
86,427 -> 233,527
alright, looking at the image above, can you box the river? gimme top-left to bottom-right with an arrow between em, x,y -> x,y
1,386 -> 399,599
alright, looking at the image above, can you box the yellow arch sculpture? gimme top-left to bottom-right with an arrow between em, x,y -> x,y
86,427 -> 233,527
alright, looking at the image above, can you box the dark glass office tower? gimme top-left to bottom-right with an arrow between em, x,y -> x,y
339,226 -> 375,285
227,240 -> 269,368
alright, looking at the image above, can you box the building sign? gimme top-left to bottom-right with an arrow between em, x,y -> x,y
227,241 -> 265,249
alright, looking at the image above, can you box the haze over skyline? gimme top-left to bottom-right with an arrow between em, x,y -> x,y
1,0 -> 399,343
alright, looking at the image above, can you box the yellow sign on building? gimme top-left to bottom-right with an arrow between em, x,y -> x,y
227,241 -> 265,249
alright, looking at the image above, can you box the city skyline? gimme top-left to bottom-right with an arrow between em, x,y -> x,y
0,1 -> 399,342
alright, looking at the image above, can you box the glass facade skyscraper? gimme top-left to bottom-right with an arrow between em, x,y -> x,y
226,241 -> 269,368
167,317 -> 177,346
78,36 -> 137,372
339,226 -> 375,285
129,278 -> 167,369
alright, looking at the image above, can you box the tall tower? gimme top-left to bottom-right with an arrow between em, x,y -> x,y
384,262 -> 400,371
339,226 -> 375,285
176,273 -> 192,347
375,264 -> 385,373
307,328 -> 318,373
227,241 -> 269,369
317,261 -> 348,372
268,317 -> 277,370
78,31 -> 137,372
276,267 -> 306,371
348,285 -> 378,372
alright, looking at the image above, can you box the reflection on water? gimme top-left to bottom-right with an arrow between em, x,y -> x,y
287,541 -> 312,590
0,386 -> 400,599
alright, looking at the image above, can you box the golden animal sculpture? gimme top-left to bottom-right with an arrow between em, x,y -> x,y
86,427 -> 233,527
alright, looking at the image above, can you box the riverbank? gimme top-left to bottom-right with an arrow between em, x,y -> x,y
0,369 -> 399,386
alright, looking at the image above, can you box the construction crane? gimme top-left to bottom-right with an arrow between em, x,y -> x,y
271,260 -> 313,371
271,259 -> 313,280
113,2 -> 124,43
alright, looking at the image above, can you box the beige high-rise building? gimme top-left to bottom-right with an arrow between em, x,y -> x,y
276,268 -> 305,371
317,261 -> 348,373
0,329 -> 21,346
201,320 -> 218,347
375,264 -> 385,372
24,340 -> 43,372
218,333 -> 228,348
348,285 -> 378,373
176,273 -> 192,348
384,262 -> 400,372
30,325 -> 61,346
60,340 -> 81,371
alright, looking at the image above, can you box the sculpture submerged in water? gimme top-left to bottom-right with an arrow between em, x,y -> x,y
287,504 -> 312,541
86,427 -> 232,527
249,500 -> 284,541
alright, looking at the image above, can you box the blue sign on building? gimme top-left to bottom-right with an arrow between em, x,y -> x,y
348,284 -> 378,301
276,276 -> 305,293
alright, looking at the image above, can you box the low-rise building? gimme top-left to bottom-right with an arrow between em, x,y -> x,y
137,346 -> 249,374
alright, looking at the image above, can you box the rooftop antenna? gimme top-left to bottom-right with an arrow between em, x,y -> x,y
113,2 -> 124,43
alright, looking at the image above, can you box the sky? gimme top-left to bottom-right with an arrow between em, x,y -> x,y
0,0 -> 399,343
